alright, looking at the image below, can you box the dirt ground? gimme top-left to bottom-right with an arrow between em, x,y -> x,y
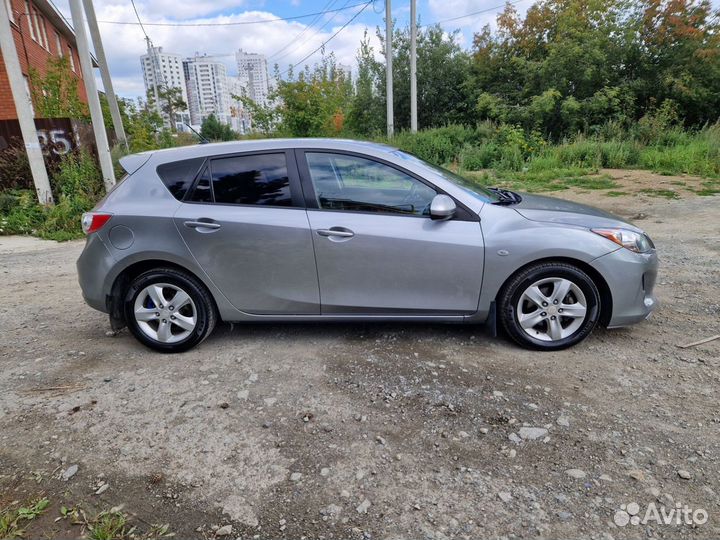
1,169 -> 718,539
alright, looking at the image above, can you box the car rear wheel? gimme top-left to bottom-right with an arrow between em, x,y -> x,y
124,268 -> 216,353
498,262 -> 600,350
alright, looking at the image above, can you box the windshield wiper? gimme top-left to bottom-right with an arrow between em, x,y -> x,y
488,187 -> 522,205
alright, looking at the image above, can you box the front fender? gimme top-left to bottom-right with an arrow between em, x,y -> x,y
474,204 -> 619,319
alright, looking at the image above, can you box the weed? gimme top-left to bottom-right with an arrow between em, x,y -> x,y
639,188 -> 679,199
0,497 -> 50,538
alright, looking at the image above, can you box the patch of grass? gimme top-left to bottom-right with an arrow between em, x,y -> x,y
639,188 -> 679,199
696,187 -> 720,196
461,168 -> 615,193
87,510 -> 132,540
557,175 -> 618,190
0,497 -> 50,538
604,190 -> 627,197
55,506 -> 173,540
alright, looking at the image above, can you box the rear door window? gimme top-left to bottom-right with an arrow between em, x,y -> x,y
210,153 -> 292,206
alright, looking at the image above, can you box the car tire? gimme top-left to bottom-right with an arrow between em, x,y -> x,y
124,267 -> 217,353
498,262 -> 601,351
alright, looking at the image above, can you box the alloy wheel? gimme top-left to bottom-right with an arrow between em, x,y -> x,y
515,277 -> 587,342
133,283 -> 197,343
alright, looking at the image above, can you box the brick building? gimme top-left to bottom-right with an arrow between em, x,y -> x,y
0,0 -> 87,120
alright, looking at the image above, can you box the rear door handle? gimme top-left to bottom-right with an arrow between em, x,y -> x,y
184,220 -> 221,230
317,227 -> 354,238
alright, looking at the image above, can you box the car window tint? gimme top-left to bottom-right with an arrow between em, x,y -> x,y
189,166 -> 213,203
157,158 -> 205,200
306,153 -> 436,216
211,153 -> 292,206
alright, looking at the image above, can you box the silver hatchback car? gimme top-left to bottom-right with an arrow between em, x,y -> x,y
77,139 -> 658,352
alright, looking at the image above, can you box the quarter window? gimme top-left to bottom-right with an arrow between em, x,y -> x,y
210,153 -> 291,206
157,157 -> 205,200
305,152 -> 437,216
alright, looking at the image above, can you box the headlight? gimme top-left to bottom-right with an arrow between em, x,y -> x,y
591,228 -> 654,253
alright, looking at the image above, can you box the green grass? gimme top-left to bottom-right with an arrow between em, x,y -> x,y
605,190 -> 627,197
638,188 -> 679,199
0,498 -> 50,538
460,168 -> 617,193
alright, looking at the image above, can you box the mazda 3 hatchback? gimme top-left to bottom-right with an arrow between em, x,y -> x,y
77,139 -> 658,352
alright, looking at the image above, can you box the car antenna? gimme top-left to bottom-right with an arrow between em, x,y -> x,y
183,122 -> 210,144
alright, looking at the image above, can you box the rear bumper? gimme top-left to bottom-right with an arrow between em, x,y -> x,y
76,234 -> 115,313
591,247 -> 658,327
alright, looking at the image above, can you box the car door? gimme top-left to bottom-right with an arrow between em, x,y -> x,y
174,150 -> 320,315
297,150 -> 484,315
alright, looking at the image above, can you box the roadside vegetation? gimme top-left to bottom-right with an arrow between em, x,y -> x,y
1,0 -> 718,240
0,495 -> 174,539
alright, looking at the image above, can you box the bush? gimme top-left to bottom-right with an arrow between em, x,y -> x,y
0,150 -> 103,240
389,124 -> 485,165
0,143 -> 33,191
0,190 -> 45,235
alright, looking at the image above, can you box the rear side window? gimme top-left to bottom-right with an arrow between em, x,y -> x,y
157,158 -> 205,200
210,153 -> 292,206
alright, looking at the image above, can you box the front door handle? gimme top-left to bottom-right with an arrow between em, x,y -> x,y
184,220 -> 221,231
317,227 -> 354,238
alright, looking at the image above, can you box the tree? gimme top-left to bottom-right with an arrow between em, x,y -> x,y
373,23 -> 474,132
274,53 -> 353,137
347,32 -> 385,136
200,114 -> 236,141
157,86 -> 187,133
234,95 -> 279,136
124,98 -> 164,153
469,0 -> 720,138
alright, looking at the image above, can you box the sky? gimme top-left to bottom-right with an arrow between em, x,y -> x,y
48,0 -> 521,99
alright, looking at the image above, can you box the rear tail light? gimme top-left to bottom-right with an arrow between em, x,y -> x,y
81,212 -> 112,234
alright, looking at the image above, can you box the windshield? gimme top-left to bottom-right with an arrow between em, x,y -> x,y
390,150 -> 500,203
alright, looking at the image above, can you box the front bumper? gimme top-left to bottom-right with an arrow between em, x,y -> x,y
591,247 -> 659,327
76,234 -> 115,313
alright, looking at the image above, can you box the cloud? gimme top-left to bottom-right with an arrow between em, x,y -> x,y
53,0 -> 380,98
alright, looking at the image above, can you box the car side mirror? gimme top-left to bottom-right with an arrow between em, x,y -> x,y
430,194 -> 456,221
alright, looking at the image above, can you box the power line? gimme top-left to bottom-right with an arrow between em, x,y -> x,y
267,0 -> 339,59
273,0 -> 355,62
129,0 -> 149,39
82,1 -> 370,27
280,0 -> 371,76
428,0 -> 530,26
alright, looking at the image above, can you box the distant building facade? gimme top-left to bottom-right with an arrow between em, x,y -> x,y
183,53 -> 231,128
140,43 -> 190,130
235,49 -> 270,107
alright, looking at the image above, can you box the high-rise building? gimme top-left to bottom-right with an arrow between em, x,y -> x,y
183,54 -> 231,128
235,49 -> 270,107
140,41 -> 190,130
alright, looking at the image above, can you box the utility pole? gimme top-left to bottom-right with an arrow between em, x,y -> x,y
82,0 -> 128,151
0,0 -> 53,205
410,0 -> 417,133
69,0 -> 115,192
385,0 -> 393,138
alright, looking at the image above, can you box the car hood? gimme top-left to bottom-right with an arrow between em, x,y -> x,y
511,193 -> 643,232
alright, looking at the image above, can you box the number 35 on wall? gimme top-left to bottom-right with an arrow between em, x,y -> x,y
36,129 -> 73,155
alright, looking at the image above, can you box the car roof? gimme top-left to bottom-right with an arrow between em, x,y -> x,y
119,138 -> 399,173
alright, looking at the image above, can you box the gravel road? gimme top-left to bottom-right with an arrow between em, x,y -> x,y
1,180 -> 718,539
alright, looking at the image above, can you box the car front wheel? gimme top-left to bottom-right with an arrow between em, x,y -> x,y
124,268 -> 217,353
498,262 -> 601,350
